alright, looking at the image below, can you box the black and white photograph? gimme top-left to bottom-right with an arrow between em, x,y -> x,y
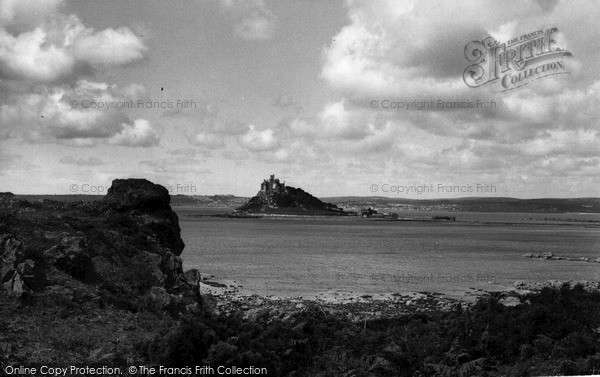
1,0 -> 599,376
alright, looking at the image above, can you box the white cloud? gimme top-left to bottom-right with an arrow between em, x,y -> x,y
0,0 -> 151,149
109,119 -> 159,147
0,5 -> 147,83
240,125 -> 278,151
289,100 -> 378,140
0,80 -> 158,147
71,27 -> 148,66
0,27 -> 74,82
320,0 -> 578,101
290,0 -> 599,193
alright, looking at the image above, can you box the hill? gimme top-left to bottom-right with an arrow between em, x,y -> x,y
236,175 -> 345,215
323,196 -> 600,213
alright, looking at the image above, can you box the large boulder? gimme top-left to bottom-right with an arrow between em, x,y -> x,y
103,179 -> 184,255
104,178 -> 170,211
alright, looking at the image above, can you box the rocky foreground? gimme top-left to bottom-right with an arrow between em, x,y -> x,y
0,179 -> 206,365
1,179 -> 197,301
1,181 -> 600,376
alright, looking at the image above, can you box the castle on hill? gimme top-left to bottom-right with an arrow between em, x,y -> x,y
235,174 -> 346,215
260,174 -> 285,194
258,175 -> 287,207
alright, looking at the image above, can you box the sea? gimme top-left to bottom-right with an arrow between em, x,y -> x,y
176,207 -> 600,299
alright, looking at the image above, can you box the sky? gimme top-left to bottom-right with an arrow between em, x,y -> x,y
0,0 -> 599,199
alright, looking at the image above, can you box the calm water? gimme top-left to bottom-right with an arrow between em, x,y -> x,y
176,208 -> 600,298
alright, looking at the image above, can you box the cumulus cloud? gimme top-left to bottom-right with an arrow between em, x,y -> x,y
320,0 -> 568,100
71,26 -> 148,67
289,0 -> 599,191
0,80 -> 157,146
0,0 -> 151,148
109,119 -> 159,147
240,125 -> 278,151
0,27 -> 75,82
0,12 -> 147,83
290,100 -> 379,141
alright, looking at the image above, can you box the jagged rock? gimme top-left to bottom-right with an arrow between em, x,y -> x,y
184,269 -> 201,286
3,272 -> 28,296
136,251 -> 165,285
164,252 -> 182,271
540,251 -> 554,259
1,264 -> 15,285
149,286 -> 170,307
514,281 -> 527,290
16,259 -> 34,278
1,236 -> 26,294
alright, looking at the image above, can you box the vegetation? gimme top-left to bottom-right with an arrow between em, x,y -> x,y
136,285 -> 600,376
2,275 -> 599,376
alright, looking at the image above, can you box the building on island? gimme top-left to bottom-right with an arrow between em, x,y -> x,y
257,175 -> 287,207
260,174 -> 285,194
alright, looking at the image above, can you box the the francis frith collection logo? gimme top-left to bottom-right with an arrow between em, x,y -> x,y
463,27 -> 572,92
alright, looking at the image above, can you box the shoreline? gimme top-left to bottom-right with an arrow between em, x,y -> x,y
180,210 -> 600,227
197,275 -> 600,321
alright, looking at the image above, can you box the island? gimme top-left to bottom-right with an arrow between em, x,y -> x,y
234,174 -> 347,216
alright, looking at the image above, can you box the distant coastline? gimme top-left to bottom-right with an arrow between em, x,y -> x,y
14,194 -> 600,214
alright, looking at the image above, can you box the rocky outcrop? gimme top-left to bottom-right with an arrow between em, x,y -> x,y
522,252 -> 599,263
0,179 -> 192,307
105,178 -> 171,211
1,235 -> 28,296
104,178 -> 185,255
514,280 -> 600,292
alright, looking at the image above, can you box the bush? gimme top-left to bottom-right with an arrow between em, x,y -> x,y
0,210 -> 17,232
138,286 -> 600,376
